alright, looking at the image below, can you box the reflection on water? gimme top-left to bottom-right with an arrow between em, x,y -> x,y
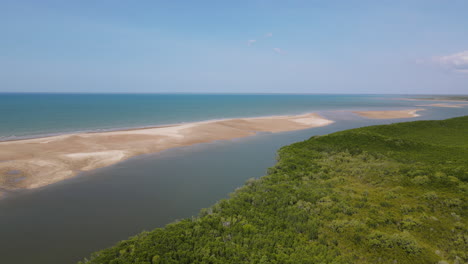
0,108 -> 466,264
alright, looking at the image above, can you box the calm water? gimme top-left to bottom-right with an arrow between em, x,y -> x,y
0,94 -> 467,264
0,93 -> 425,140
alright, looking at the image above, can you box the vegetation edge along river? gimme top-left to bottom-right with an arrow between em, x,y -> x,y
80,116 -> 467,264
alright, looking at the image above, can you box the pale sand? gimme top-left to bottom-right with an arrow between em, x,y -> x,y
416,103 -> 467,108
398,98 -> 468,103
0,113 -> 333,190
353,109 -> 424,119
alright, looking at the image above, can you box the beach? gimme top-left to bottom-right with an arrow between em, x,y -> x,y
353,109 -> 424,119
0,113 -> 334,191
417,103 -> 468,108
0,108 -> 426,192
400,98 -> 468,103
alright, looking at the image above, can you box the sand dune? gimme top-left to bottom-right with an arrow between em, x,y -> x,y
0,113 -> 333,191
353,109 -> 424,119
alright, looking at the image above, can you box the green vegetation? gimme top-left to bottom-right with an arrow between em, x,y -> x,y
80,116 -> 468,264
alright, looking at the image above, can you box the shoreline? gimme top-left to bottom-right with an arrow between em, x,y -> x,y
353,109 -> 424,119
398,97 -> 468,103
0,113 -> 334,191
0,111 -> 333,143
416,103 -> 467,108
0,109 -> 423,193
0,123 -> 180,143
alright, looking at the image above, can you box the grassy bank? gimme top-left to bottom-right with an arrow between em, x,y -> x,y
80,116 -> 467,264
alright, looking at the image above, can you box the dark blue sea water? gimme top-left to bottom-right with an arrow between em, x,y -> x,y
0,93 -> 428,140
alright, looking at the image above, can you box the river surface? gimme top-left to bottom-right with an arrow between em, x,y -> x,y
0,96 -> 467,264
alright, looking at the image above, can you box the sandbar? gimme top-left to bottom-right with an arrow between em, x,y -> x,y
416,103 -> 467,108
399,98 -> 468,103
353,109 -> 424,119
0,113 -> 333,191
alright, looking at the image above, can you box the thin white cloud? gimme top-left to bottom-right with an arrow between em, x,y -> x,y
246,33 -> 272,47
247,39 -> 257,46
433,50 -> 468,73
273,48 -> 283,54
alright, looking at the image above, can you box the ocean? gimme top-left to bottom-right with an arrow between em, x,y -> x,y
0,93 -> 425,140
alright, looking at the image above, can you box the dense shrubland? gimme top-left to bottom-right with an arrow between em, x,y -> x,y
80,116 -> 467,264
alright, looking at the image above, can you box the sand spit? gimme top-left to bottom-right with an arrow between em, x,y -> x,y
0,113 -> 333,190
399,98 -> 468,103
353,109 -> 424,119
417,103 -> 467,108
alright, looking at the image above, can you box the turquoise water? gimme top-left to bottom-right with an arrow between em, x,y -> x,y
0,93 -> 422,140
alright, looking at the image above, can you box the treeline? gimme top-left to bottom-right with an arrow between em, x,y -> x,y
80,116 -> 467,264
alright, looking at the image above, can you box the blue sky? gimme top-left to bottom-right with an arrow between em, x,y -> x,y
1,0 -> 467,94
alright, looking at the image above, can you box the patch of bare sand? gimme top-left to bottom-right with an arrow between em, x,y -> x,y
416,103 -> 467,108
398,98 -> 468,103
0,113 -> 333,190
353,109 -> 424,119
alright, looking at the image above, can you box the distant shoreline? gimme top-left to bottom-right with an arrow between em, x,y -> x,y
416,103 -> 468,108
0,109 -> 423,195
399,97 -> 468,103
352,109 -> 424,119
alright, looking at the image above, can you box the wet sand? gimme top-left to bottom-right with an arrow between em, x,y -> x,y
417,103 -> 467,108
0,113 -> 333,191
400,98 -> 468,103
353,109 -> 424,119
